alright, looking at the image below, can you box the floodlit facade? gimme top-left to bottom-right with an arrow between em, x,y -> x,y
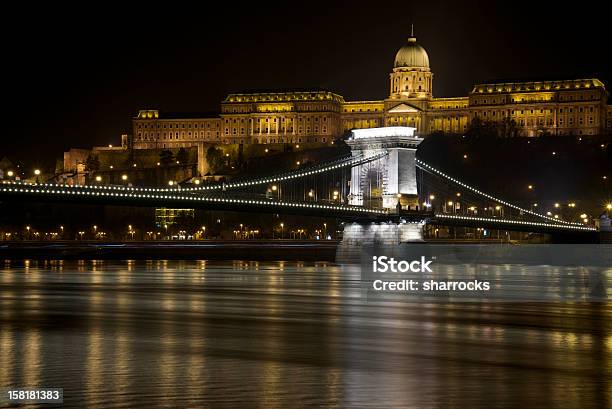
131,33 -> 611,151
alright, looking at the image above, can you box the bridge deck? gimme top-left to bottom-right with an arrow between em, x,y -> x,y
0,182 -> 597,234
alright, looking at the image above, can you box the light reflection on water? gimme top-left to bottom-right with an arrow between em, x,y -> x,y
0,259 -> 609,408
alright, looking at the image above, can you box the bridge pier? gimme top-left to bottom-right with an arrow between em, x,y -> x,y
336,220 -> 425,263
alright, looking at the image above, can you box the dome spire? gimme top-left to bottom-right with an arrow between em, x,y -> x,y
408,23 -> 416,42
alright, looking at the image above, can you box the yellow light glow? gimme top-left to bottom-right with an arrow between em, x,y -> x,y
95,176 -> 102,182
121,174 -> 128,180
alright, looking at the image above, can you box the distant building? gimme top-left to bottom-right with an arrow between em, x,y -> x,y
125,33 -> 610,173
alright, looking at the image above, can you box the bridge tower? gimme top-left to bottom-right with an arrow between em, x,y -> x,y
346,126 -> 423,209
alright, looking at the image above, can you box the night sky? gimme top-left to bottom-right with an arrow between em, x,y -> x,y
4,1 -> 611,167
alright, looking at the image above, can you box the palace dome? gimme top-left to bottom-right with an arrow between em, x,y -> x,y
394,36 -> 430,69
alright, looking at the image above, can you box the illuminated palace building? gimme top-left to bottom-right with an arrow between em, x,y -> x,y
132,33 -> 611,151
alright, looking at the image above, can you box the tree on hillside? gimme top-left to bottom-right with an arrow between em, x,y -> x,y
467,116 -> 519,138
499,117 -> 518,138
176,147 -> 189,165
85,154 -> 100,171
206,147 -> 224,174
466,117 -> 498,139
159,150 -> 175,166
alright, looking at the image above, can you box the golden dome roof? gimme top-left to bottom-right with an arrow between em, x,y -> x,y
394,36 -> 430,69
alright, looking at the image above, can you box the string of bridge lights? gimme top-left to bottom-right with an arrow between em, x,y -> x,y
0,183 -> 596,232
415,159 -> 584,227
434,214 -> 596,231
186,151 -> 389,192
0,185 -> 388,215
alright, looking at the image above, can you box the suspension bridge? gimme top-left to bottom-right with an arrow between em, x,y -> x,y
0,127 -> 597,241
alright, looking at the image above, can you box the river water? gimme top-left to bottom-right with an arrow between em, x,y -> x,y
0,259 -> 610,408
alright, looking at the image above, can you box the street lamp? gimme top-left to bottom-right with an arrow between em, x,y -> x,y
7,170 -> 13,177
121,174 -> 128,181
34,169 -> 41,176
95,175 -> 102,182
280,223 -> 284,239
